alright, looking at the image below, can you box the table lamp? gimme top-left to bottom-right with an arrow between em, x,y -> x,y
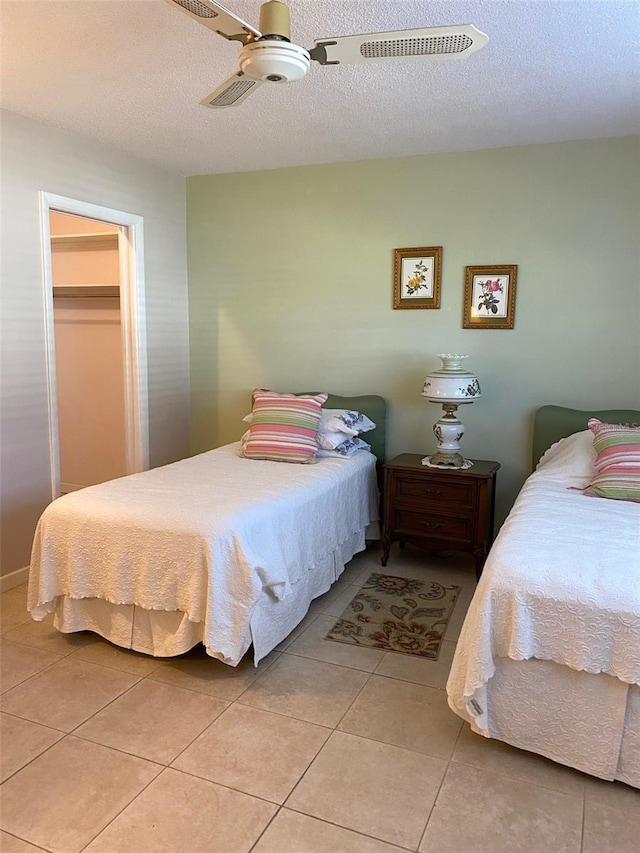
421,354 -> 481,468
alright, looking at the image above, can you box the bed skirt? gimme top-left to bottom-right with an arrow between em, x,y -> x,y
460,657 -> 639,788
46,526 -> 377,666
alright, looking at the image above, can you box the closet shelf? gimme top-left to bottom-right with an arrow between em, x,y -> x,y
51,232 -> 119,251
53,285 -> 120,299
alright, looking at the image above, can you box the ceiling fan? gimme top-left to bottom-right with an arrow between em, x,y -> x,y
162,0 -> 489,109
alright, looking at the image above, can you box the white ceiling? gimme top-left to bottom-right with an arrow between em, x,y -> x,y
1,0 -> 638,176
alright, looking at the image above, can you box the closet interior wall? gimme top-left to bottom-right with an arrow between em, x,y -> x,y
50,211 -> 127,493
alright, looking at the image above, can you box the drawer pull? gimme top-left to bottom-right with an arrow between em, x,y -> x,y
422,521 -> 444,530
423,488 -> 442,496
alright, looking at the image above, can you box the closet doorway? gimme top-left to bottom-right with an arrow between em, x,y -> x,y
40,194 -> 149,500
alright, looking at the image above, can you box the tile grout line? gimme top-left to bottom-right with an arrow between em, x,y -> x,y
155,685 -> 342,814
0,829 -> 51,852
281,805 -> 418,852
163,698 -> 234,769
247,804 -> 282,852
0,672 -> 152,783
0,708 -> 67,734
275,668 -> 375,816
274,613 -> 320,651
144,648 -> 283,701
333,668 -> 376,731
232,693 -> 337,728
61,669 -> 147,734
274,645 -> 383,674
63,665 -> 274,765
70,686 -> 229,769
244,649 -> 461,853
0,619 -> 37,638
0,650 -> 69,699
1,629 -> 99,659
69,729 -> 173,766
0,730 -> 65,788
57,666 -> 332,802
64,647 -> 168,676
448,755 -> 589,799
122,762 -> 285,808
77,761 -> 166,852
417,715 -> 466,851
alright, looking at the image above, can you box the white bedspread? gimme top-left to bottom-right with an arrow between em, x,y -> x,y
447,431 -> 640,735
28,443 -> 379,664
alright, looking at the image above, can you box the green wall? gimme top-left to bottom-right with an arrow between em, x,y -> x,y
187,137 -> 640,525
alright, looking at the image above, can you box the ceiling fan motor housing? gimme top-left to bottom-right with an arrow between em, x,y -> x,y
239,40 -> 310,83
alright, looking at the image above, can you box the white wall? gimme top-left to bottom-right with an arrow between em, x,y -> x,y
0,110 -> 190,579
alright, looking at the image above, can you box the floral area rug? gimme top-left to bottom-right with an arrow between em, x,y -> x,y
325,573 -> 460,659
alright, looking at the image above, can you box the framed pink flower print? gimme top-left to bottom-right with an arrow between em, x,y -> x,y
463,264 -> 518,329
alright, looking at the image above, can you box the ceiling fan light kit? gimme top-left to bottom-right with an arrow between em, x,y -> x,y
164,0 -> 489,108
240,41 -> 310,83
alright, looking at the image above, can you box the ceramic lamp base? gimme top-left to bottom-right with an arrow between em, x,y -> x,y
428,404 -> 467,468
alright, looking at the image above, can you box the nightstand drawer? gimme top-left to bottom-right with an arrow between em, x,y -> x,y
392,509 -> 473,542
394,475 -> 475,511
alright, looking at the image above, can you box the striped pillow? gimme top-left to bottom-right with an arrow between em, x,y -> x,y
583,418 -> 640,502
242,390 -> 328,463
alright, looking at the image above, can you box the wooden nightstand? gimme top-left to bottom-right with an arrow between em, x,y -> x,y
381,454 -> 500,580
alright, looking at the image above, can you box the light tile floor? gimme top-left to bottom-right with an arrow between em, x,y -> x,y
1,545 -> 638,852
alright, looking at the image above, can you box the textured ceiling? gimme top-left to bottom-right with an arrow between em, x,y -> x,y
1,0 -> 638,176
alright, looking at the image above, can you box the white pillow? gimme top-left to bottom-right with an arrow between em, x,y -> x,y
535,430 -> 595,480
317,437 -> 372,458
317,430 -> 357,450
319,409 -> 376,437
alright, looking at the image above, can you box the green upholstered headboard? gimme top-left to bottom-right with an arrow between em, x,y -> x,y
301,393 -> 388,463
532,405 -> 640,470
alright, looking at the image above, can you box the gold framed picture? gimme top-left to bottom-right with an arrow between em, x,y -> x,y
463,265 -> 518,329
393,247 -> 442,309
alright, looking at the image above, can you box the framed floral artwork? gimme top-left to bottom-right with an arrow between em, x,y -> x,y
393,247 -> 442,309
463,264 -> 518,329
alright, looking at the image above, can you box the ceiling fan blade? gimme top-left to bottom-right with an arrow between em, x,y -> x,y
200,71 -> 263,108
163,0 -> 261,44
309,24 -> 488,66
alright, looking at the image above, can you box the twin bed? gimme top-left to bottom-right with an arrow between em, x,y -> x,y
28,393 -> 386,666
447,406 -> 640,788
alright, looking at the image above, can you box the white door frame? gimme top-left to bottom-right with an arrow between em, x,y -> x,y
39,192 -> 149,498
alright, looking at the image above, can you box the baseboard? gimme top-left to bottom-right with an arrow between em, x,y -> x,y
1,565 -> 29,593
